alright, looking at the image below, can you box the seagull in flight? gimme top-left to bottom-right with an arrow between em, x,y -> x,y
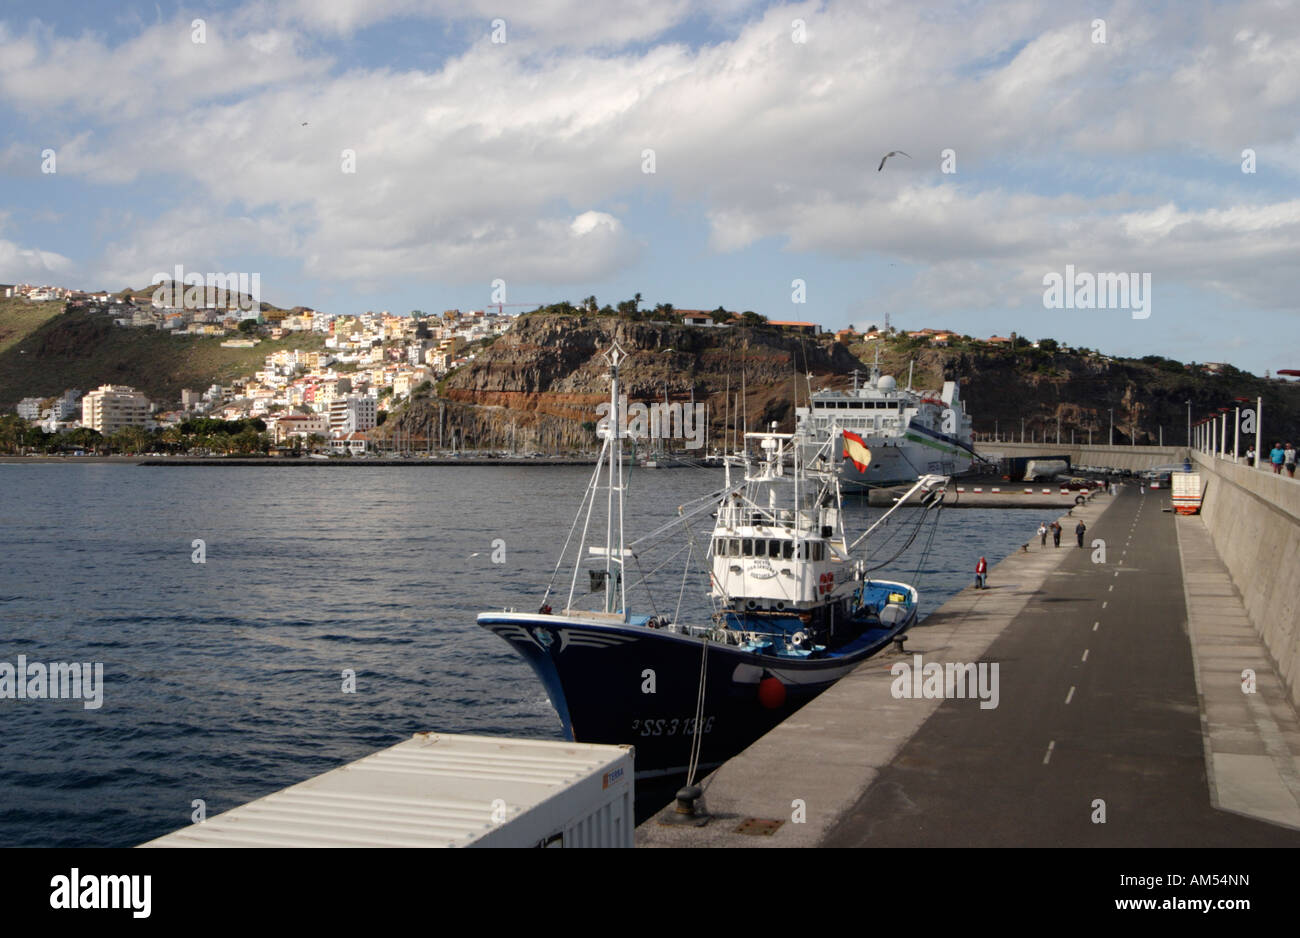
877,150 -> 911,171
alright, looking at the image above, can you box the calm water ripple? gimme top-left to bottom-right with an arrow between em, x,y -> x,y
0,464 -> 1046,846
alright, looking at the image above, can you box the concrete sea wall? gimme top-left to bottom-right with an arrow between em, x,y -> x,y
982,442 -> 1180,472
1192,450 -> 1300,709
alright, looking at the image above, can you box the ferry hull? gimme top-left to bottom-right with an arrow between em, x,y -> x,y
836,439 -> 976,489
478,601 -> 916,779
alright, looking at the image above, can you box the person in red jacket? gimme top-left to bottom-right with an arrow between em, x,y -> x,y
975,556 -> 988,590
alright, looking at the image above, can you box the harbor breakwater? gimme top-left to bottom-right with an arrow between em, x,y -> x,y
1192,450 -> 1300,710
981,441 -> 1181,472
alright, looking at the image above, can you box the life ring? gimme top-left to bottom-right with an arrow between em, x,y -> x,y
1074,494 -> 1086,505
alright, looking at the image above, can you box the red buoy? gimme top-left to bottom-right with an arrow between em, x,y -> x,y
758,677 -> 786,709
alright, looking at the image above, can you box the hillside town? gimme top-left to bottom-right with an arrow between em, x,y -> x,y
4,282 -> 517,454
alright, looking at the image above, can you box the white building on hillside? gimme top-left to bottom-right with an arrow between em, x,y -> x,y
82,385 -> 151,434
328,395 -> 377,435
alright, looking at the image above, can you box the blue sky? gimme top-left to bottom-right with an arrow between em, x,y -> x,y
1,0 -> 1298,374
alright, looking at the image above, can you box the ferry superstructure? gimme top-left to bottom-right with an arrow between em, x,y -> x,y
796,361 -> 976,489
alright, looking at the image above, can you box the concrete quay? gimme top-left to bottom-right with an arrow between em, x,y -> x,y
982,442 -> 1181,472
638,483 -> 1300,847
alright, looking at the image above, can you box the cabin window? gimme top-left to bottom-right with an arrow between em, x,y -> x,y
743,538 -> 754,557
768,540 -> 780,558
782,541 -> 794,559
729,538 -> 740,556
813,541 -> 824,562
714,538 -> 727,557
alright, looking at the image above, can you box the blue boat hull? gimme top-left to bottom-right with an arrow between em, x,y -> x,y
478,586 -> 916,779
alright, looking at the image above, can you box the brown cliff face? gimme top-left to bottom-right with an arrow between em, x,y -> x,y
373,316 -> 1300,453
377,315 -> 862,452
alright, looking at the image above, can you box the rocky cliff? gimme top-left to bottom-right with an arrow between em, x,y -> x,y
377,315 -> 861,452
376,315 -> 1300,453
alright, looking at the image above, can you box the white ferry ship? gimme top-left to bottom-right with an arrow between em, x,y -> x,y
795,359 -> 977,489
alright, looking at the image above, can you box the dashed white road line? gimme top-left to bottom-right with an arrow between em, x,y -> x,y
1081,649 -> 1089,662
1065,686 -> 1076,704
1102,601 -> 1108,609
1043,740 -> 1056,765
1108,584 -> 1114,592
1093,621 -> 1099,631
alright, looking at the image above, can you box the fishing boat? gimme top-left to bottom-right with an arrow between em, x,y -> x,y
478,343 -> 948,784
795,354 -> 976,489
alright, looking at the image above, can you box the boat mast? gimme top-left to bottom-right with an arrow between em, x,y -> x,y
605,344 -> 628,616
723,367 -> 730,458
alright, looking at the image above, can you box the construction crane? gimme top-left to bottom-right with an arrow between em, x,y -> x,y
487,303 -> 542,315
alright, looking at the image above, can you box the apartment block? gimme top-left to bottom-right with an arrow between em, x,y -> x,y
81,385 -> 151,434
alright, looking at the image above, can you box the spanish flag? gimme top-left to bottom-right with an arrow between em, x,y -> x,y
842,429 -> 872,472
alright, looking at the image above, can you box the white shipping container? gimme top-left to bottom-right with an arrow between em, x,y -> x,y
139,732 -> 634,848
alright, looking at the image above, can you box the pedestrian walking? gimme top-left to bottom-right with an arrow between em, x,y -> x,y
1270,442 -> 1285,474
1075,519 -> 1086,547
1246,446 -> 1255,467
1286,443 -> 1296,478
975,556 -> 988,590
1052,521 -> 1061,547
1038,522 -> 1048,546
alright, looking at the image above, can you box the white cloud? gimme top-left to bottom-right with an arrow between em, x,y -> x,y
0,238 -> 74,282
1,0 -> 1297,314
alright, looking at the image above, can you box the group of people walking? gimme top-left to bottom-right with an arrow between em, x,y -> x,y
1268,442 -> 1297,477
1034,519 -> 1087,548
979,516 -> 1088,589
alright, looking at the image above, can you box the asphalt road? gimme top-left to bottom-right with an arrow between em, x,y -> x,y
823,485 -> 1300,846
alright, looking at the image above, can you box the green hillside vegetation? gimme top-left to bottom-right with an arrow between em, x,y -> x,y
0,307 -> 325,408
0,296 -> 64,356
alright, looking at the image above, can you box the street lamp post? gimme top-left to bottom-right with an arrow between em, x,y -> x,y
1109,408 -> 1114,447
1257,396 -> 1264,473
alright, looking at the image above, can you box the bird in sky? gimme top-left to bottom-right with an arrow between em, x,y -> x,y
877,150 -> 911,171
301,121 -> 309,126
